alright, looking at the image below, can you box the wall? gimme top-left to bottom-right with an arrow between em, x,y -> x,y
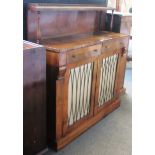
23,0 -> 108,40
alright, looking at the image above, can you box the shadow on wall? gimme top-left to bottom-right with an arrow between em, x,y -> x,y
23,0 -> 108,40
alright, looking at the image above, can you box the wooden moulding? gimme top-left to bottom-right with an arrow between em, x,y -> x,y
29,3 -> 115,12
42,32 -> 129,53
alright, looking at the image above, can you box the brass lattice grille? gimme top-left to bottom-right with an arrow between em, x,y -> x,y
68,63 -> 93,126
98,54 -> 118,107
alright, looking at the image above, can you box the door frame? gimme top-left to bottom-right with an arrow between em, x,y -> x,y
94,49 -> 122,114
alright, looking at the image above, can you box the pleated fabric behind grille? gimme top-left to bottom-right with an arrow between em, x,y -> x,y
98,54 -> 118,107
68,63 -> 93,126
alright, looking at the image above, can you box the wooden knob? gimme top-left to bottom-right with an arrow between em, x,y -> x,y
121,47 -> 127,56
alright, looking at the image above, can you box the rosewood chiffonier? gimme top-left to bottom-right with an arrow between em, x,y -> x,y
27,3 -> 130,151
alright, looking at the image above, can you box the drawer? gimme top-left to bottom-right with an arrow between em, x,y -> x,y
102,38 -> 128,54
67,44 -> 101,64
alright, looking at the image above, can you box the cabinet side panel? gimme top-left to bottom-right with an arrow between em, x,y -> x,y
46,65 -> 57,145
23,47 -> 46,155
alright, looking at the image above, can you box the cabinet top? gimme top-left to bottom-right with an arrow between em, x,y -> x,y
41,31 -> 129,52
28,3 -> 115,11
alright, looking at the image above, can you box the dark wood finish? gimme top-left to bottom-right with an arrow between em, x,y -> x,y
27,4 -> 115,43
23,0 -> 108,40
28,9 -> 102,42
27,4 -> 129,151
23,40 -> 47,155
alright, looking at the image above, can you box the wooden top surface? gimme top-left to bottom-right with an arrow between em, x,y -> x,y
29,3 -> 115,11
23,40 -> 43,51
41,31 -> 129,52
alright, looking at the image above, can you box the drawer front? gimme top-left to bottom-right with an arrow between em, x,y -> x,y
102,38 -> 128,54
67,44 -> 101,64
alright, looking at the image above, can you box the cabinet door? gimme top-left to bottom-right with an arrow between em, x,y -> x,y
94,40 -> 126,113
62,45 -> 100,135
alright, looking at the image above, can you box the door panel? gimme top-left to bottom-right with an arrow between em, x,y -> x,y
68,62 -> 93,126
94,50 -> 121,113
98,53 -> 119,107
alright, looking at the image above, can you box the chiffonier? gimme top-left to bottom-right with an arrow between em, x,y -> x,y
27,3 -> 130,150
23,40 -> 46,154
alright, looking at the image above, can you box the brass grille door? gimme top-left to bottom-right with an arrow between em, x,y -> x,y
67,62 -> 94,126
97,54 -> 119,108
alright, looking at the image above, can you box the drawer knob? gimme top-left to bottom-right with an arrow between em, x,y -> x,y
121,47 -> 127,56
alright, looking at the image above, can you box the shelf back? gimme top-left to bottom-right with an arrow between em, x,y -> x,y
27,4 -> 109,43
